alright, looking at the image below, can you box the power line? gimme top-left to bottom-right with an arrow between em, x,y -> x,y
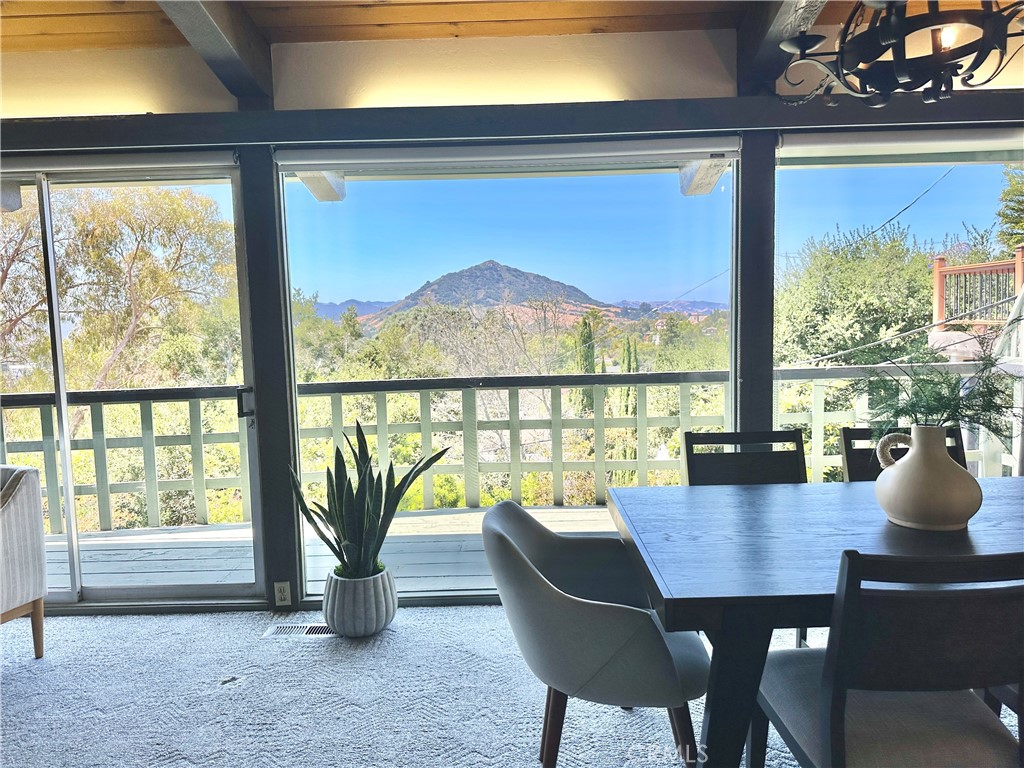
847,166 -> 956,246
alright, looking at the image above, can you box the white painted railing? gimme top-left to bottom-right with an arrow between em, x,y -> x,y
2,365 -> 1019,532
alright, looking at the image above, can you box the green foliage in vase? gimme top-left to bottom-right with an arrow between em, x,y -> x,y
850,330 -> 1023,444
290,422 -> 448,579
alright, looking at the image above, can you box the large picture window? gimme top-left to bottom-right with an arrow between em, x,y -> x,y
774,151 -> 1022,482
281,149 -> 737,596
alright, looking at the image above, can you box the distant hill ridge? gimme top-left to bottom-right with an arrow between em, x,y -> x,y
616,299 -> 727,313
315,300 -> 394,319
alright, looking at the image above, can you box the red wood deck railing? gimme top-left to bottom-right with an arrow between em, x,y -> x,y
933,244 -> 1024,330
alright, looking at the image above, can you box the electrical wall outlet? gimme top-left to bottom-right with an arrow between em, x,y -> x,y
274,581 -> 292,606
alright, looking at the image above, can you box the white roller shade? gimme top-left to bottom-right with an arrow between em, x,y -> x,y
0,151 -> 237,175
779,128 -> 1024,166
274,137 -> 740,175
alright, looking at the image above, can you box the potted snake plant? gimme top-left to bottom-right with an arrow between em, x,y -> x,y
291,422 -> 447,636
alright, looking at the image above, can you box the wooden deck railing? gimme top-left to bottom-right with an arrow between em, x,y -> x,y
2,365 -> 1020,533
932,244 -> 1024,329
0,387 -> 253,534
295,371 -> 731,509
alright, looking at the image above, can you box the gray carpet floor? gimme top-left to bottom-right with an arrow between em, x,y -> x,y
0,608 -> 1018,768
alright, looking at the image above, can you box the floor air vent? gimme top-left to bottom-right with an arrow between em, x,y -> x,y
262,623 -> 336,638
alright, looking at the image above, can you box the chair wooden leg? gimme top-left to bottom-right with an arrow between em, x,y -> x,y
540,686 -> 553,761
980,688 -> 1003,716
668,704 -> 698,767
745,702 -> 769,768
30,598 -> 44,659
541,688 -> 567,768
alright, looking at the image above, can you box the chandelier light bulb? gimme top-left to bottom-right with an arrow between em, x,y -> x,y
940,25 -> 957,50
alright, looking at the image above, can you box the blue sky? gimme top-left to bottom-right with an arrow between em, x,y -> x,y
775,164 -> 1006,267
220,163 -> 1007,307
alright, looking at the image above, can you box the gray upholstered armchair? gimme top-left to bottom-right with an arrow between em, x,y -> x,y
1,465 -> 47,658
482,500 -> 710,767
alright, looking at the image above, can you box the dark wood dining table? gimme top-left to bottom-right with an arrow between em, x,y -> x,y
608,477 -> 1024,768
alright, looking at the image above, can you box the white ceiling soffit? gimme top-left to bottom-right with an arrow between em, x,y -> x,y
274,137 -> 741,175
778,128 -> 1024,166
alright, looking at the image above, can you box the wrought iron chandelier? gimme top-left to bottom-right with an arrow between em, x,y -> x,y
779,0 -> 1024,106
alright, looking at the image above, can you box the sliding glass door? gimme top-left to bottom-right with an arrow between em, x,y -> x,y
0,179 -> 71,595
0,164 -> 263,600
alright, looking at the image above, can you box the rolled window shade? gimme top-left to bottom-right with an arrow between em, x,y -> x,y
779,128 -> 1024,166
274,137 -> 740,175
0,151 -> 237,175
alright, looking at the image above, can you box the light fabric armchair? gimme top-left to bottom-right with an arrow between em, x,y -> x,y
1,466 -> 47,658
482,501 -> 710,767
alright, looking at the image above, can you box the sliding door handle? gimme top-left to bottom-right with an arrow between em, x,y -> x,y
236,386 -> 255,418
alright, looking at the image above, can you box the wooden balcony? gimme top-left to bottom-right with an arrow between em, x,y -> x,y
932,244 -> 1024,330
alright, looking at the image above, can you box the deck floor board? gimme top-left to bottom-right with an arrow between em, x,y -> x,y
44,507 -> 615,593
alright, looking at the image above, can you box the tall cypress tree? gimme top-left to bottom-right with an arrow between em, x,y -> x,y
574,316 -> 596,413
621,337 -> 639,417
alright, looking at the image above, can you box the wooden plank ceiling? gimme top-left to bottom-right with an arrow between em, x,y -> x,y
4,1 -> 989,54
0,0 -> 748,53
0,1 -> 185,52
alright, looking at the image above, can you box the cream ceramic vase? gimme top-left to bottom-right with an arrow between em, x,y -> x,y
874,424 -> 982,531
322,567 -> 397,637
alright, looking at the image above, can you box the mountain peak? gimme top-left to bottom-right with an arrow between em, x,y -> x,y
375,260 -> 608,318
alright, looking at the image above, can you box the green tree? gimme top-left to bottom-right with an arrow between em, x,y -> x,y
0,188 -> 82,393
941,224 -> 1000,265
997,164 -> 1024,254
654,312 -> 728,373
573,315 -> 596,412
55,188 -> 237,395
621,336 -> 639,416
774,224 -> 932,365
340,305 -> 363,350
1,187 -> 239,437
292,289 -> 351,382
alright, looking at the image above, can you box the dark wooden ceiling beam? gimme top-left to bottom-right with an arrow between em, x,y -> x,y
737,0 -> 829,97
1,92 -> 1020,155
157,1 -> 273,110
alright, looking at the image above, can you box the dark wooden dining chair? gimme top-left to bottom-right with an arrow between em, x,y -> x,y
983,684 -> 1022,718
683,429 -> 807,486
839,426 -> 967,482
747,550 -> 1024,768
684,429 -> 810,646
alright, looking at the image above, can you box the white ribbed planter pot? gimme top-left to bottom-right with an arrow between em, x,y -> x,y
875,425 -> 983,531
322,567 -> 397,637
